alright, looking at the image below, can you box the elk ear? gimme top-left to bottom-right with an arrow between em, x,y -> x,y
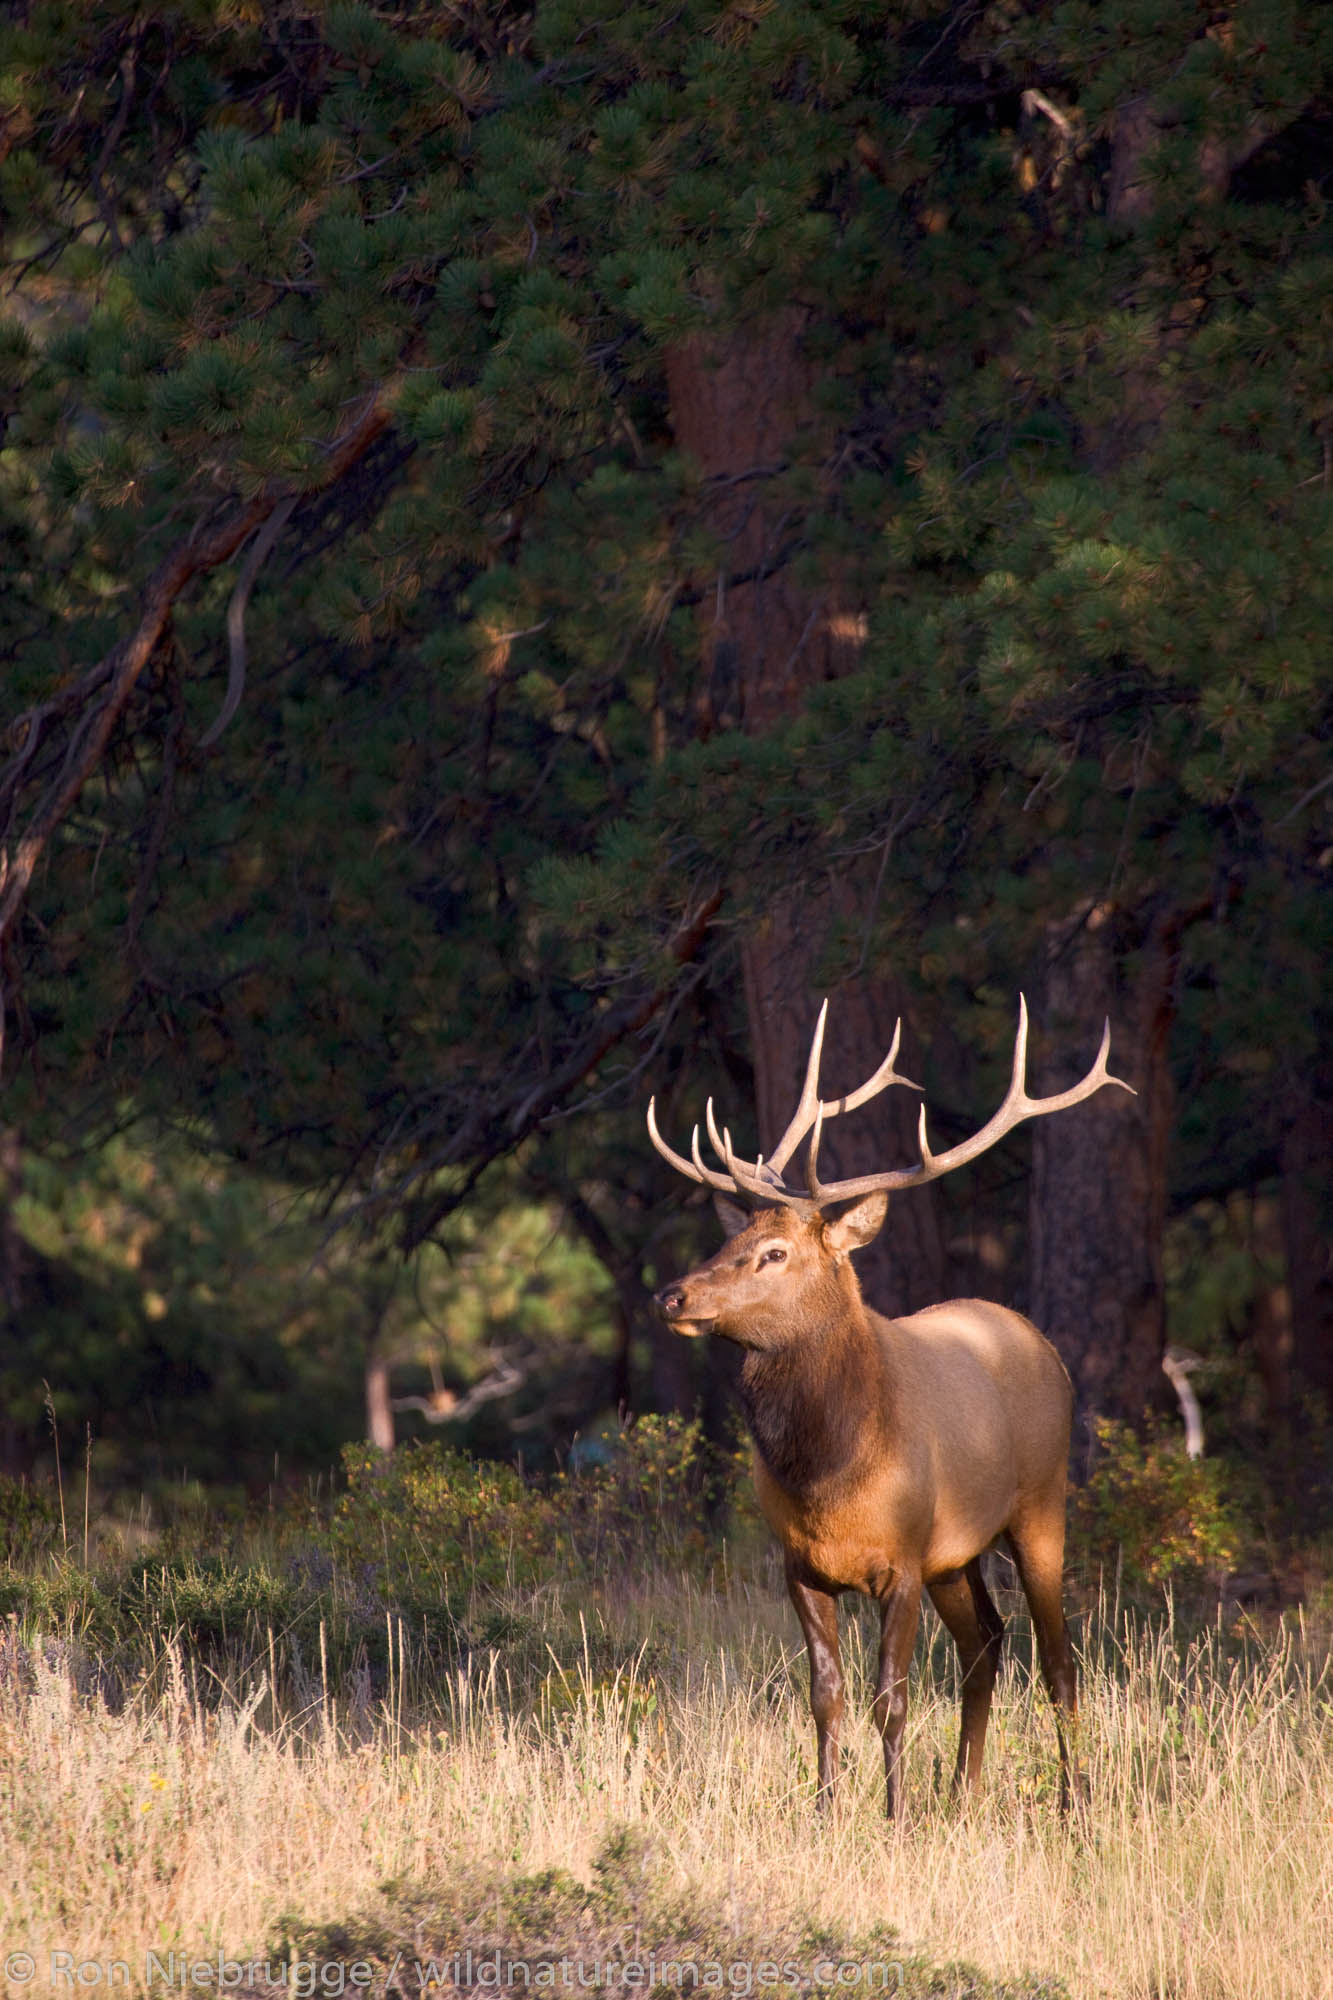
713,1193 -> 751,1240
823,1191 -> 889,1258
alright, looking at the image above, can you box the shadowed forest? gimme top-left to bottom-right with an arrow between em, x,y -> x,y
0,4 -> 1331,1994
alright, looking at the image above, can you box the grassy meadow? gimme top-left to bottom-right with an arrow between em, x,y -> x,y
0,1441 -> 1330,2000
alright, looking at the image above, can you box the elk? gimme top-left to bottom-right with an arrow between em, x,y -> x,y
647,998 -> 1130,1817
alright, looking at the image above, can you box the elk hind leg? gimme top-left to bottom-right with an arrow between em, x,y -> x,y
1006,1513 -> 1079,1809
927,1557 -> 1005,1799
787,1569 -> 844,1808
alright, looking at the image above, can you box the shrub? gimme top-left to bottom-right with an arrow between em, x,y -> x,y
555,1413 -> 728,1572
329,1441 -> 558,1621
0,1474 -> 60,1562
1069,1418 -> 1242,1589
328,1418 -> 737,1626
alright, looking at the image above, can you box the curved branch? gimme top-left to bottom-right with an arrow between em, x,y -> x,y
200,490 -> 299,749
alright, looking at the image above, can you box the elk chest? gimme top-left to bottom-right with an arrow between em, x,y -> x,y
751,1452 -> 931,1595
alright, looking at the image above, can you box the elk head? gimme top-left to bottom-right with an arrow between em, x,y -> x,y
653,1192 -> 889,1348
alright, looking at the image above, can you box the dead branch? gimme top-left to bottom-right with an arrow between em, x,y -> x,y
390,1353 -> 525,1424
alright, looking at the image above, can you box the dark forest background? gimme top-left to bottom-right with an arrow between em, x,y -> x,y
0,0 -> 1329,1543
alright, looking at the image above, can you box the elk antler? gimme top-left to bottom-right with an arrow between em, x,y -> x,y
646,996 -> 1134,1210
646,997 -> 921,1208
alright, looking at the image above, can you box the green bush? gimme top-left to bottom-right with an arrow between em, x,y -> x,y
329,1417 -> 735,1626
0,1549 -> 333,1686
555,1414 -> 729,1573
1069,1419 -> 1243,1589
330,1441 -> 558,1621
0,1474 -> 60,1562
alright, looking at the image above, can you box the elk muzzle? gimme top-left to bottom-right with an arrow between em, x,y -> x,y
653,1280 -> 713,1338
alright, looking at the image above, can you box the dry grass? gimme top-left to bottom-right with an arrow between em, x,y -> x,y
1,1566 -> 1331,2000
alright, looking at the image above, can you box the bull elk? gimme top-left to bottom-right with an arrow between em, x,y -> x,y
648,999 -> 1130,1817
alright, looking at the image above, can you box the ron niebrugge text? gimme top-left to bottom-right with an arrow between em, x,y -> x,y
12,1951 -> 906,1994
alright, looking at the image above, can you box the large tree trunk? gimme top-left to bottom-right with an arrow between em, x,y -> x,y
1280,1068 -> 1333,1412
741,909 -> 945,1314
1029,902 -> 1179,1452
666,314 -> 946,1317
0,1126 -> 28,1474
1023,98 -> 1277,1447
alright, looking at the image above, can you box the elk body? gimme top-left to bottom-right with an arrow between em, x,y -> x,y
648,1000 -> 1130,1818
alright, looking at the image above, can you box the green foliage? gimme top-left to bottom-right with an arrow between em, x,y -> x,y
3,1132 -> 617,1490
0,1549 -> 334,1691
329,1417 -> 729,1625
330,1441 -> 558,1618
0,1418 -> 737,1701
1070,1420 -> 1244,1590
0,1475 -> 59,1563
559,1414 -> 733,1572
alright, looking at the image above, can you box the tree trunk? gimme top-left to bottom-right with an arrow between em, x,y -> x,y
0,1126 -> 27,1474
666,314 -> 946,1317
1025,97 -> 1272,1444
1280,1070 -> 1333,1412
365,1352 -> 395,1452
741,907 -> 945,1314
1029,902 -> 1178,1449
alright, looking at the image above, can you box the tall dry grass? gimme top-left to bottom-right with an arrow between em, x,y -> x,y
1,1566 -> 1330,1999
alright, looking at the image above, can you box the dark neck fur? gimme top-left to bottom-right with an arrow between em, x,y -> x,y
738,1295 -> 886,1494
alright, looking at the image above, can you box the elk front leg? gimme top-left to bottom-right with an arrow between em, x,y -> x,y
873,1572 -> 922,1820
786,1568 -> 843,1807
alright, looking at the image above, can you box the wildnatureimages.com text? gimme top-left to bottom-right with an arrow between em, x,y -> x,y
14,1950 -> 906,1995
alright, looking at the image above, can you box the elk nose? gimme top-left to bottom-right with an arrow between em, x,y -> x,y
655,1284 -> 686,1316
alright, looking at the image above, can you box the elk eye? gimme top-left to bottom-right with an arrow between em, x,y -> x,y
757,1245 -> 787,1269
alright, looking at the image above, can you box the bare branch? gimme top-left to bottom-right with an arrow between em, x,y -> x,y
199,491 -> 299,749
391,1354 -> 525,1425
1162,1347 -> 1205,1459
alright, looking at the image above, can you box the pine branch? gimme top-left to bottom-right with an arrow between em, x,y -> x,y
0,396 -> 392,969
390,890 -> 725,1251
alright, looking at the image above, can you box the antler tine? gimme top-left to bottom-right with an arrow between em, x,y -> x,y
722,1123 -> 807,1210
916,1098 -> 938,1175
800,995 -> 1135,1206
1011,990 -> 1031,1100
766,998 -> 829,1176
825,1017 -> 923,1114
768,1002 -> 923,1184
806,1100 -> 827,1204
705,1095 -> 729,1166
707,1095 -> 788,1202
1015,1012 -> 1130,1116
690,1119 -> 739,1193
647,1096 -> 740,1194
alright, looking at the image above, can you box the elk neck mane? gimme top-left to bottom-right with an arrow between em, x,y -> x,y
737,1263 -> 891,1493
